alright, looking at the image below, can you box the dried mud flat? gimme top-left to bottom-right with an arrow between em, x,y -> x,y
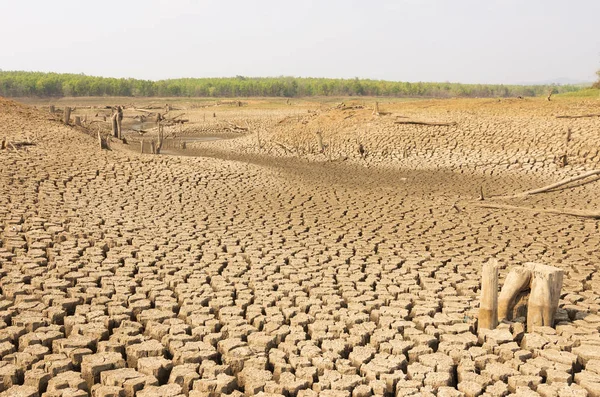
1,96 -> 600,397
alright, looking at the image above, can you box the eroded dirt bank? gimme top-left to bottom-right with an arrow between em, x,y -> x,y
1,97 -> 600,397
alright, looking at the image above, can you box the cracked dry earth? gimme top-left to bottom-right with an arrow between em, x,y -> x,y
1,97 -> 600,397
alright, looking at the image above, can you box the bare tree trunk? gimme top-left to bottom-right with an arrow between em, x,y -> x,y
478,259 -> 499,331
63,107 -> 71,125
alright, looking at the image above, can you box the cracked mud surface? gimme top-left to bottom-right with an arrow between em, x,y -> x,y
1,97 -> 600,396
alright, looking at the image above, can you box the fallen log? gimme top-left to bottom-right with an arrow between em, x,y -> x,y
495,169 -> 600,199
394,121 -> 457,126
556,113 -> 600,119
472,203 -> 600,219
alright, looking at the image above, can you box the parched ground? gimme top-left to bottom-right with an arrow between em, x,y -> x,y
1,96 -> 600,397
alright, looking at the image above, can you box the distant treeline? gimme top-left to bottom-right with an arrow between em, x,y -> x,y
0,71 -> 582,98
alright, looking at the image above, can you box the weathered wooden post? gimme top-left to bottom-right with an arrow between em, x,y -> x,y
526,263 -> 564,331
498,267 -> 531,321
315,131 -> 324,153
559,128 -> 571,167
111,106 -> 123,139
373,102 -> 380,116
63,107 -> 71,125
478,259 -> 499,331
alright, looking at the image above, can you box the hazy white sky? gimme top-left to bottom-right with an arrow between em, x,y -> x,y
1,0 -> 599,84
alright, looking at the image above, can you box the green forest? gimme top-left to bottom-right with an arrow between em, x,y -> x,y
0,70 -> 584,98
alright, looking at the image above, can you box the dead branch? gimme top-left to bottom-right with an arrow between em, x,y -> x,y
273,141 -> 293,153
394,121 -> 457,127
494,169 -> 600,199
555,114 -> 600,119
472,203 -> 600,220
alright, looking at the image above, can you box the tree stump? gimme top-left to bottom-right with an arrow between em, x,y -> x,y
75,116 -> 82,127
1,138 -> 6,150
373,101 -> 380,116
315,131 -> 324,153
478,259 -> 499,331
140,140 -> 144,154
49,105 -> 55,114
98,131 -> 102,150
64,107 -> 71,125
526,263 -> 564,331
498,267 -> 531,322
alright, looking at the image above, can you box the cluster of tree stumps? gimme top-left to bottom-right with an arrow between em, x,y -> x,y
478,260 -> 564,332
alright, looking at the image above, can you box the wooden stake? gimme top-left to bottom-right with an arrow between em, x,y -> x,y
526,263 -> 564,331
559,128 -> 571,167
315,131 -> 324,153
63,107 -> 71,125
478,259 -> 499,331
498,266 -> 531,322
373,102 -> 380,116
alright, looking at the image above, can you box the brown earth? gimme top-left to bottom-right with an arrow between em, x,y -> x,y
1,96 -> 600,397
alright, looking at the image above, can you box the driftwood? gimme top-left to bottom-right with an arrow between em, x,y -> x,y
395,121 -> 457,127
478,259 -> 499,331
473,203 -> 600,219
224,122 -> 248,132
496,169 -> 600,199
556,113 -> 600,119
